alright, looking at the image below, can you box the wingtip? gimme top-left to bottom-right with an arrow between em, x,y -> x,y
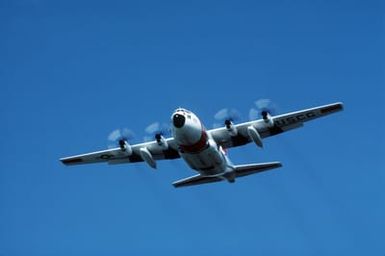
320,102 -> 344,115
271,162 -> 283,169
60,157 -> 83,165
334,102 -> 344,110
172,182 -> 183,188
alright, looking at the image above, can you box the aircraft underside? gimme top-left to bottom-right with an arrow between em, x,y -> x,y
60,102 -> 343,188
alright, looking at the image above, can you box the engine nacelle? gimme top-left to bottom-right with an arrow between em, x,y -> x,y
224,120 -> 238,136
247,125 -> 263,148
155,134 -> 168,150
261,111 -> 274,127
118,139 -> 133,156
140,147 -> 156,169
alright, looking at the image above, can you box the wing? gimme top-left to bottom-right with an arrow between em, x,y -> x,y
60,138 -> 180,166
209,102 -> 343,149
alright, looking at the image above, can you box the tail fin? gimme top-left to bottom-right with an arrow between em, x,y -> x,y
172,161 -> 282,188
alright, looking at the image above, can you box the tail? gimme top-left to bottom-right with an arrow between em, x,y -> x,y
172,161 -> 282,188
233,161 -> 282,177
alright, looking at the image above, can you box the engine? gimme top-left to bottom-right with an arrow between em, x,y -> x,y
261,111 -> 274,127
118,139 -> 133,155
224,120 -> 238,136
155,133 -> 168,150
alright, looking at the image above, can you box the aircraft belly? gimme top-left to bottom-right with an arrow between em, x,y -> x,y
180,145 -> 226,175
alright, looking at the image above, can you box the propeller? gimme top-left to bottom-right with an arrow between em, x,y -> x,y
107,128 -> 135,149
249,99 -> 278,120
213,108 -> 241,128
144,122 -> 171,142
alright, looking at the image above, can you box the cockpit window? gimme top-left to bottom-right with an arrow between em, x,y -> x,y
175,108 -> 191,114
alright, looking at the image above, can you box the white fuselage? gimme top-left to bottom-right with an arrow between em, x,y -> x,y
171,108 -> 233,176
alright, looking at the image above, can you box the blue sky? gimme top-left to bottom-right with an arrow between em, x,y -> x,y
1,0 -> 384,255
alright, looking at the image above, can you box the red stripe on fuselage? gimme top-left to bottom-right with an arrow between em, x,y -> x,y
179,130 -> 208,154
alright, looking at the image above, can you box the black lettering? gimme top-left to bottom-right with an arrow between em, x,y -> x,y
306,112 -> 316,118
286,117 -> 296,124
275,119 -> 285,127
100,154 -> 112,159
276,111 -> 317,127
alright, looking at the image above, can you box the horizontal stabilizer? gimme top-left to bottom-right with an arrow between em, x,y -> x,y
234,161 -> 282,177
173,161 -> 282,188
172,174 -> 223,188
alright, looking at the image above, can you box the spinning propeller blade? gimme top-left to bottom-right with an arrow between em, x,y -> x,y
213,108 -> 241,128
107,128 -> 135,148
144,122 -> 171,141
249,99 -> 279,120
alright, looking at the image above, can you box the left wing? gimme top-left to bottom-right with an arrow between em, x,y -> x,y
209,102 -> 343,149
60,138 -> 180,166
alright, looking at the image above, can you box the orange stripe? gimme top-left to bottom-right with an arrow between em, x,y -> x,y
179,131 -> 208,153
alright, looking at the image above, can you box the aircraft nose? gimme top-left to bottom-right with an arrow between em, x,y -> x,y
173,113 -> 185,128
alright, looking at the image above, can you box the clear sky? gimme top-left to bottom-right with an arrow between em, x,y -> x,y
1,0 -> 384,255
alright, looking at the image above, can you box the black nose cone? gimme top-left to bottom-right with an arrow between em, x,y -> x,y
173,114 -> 185,128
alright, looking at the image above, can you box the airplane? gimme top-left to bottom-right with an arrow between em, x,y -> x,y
60,102 -> 343,188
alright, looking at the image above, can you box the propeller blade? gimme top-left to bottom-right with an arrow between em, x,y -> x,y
107,128 -> 135,148
213,108 -> 241,128
214,108 -> 241,121
249,99 -> 278,120
144,122 -> 171,141
145,122 -> 161,134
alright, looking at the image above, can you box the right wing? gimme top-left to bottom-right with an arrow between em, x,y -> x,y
209,102 -> 343,149
60,138 -> 180,166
